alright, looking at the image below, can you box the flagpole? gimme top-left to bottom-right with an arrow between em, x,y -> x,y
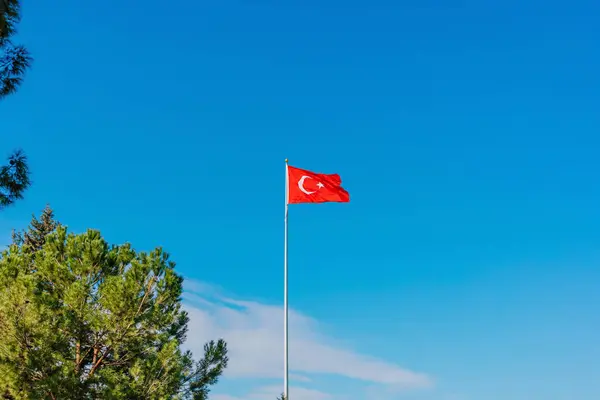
283,159 -> 289,399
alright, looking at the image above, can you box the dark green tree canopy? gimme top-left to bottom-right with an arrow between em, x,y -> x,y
12,204 -> 58,250
1,1 -> 32,210
0,149 -> 30,210
0,0 -> 32,99
0,221 -> 228,399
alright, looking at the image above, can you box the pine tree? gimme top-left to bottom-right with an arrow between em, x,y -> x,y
11,204 -> 59,251
19,204 -> 59,251
0,225 -> 228,399
0,150 -> 30,210
0,0 -> 32,99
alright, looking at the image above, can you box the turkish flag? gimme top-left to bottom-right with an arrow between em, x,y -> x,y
287,165 -> 350,204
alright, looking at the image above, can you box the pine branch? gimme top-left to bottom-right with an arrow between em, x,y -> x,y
0,149 -> 30,209
10,228 -> 22,245
0,42 -> 30,98
0,0 -> 21,40
1,0 -> 32,100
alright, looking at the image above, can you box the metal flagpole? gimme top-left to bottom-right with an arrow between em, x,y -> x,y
283,159 -> 290,399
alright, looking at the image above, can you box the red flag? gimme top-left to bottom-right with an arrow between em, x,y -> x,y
287,165 -> 350,204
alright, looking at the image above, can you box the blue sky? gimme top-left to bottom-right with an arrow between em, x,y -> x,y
2,0 -> 600,399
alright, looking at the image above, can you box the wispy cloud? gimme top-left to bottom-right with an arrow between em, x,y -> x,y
182,280 -> 432,395
212,385 -> 333,400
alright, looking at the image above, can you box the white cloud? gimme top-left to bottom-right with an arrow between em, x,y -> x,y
211,395 -> 243,400
212,385 -> 333,400
182,281 -> 432,390
289,374 -> 312,383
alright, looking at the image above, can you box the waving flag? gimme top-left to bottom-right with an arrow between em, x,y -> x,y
287,165 -> 350,204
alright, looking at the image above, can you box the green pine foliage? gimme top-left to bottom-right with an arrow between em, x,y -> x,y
1,1 -> 33,210
0,225 -> 228,399
0,0 -> 32,99
12,204 -> 58,250
0,150 -> 30,210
